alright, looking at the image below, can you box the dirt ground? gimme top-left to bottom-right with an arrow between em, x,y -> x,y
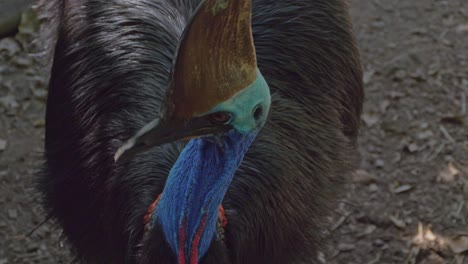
0,0 -> 467,263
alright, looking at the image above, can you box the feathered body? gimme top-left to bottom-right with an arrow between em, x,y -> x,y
37,0 -> 363,263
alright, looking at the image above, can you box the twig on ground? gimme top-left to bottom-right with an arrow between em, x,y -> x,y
440,125 -> 455,143
424,142 -> 445,161
331,211 -> 352,231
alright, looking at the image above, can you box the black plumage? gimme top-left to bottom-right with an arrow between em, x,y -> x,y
37,0 -> 363,263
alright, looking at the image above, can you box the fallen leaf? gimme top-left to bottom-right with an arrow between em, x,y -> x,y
414,222 -> 424,244
417,130 -> 434,140
338,243 -> 355,252
393,184 -> 413,194
438,162 -> 460,183
389,215 -> 406,229
352,169 -> 378,184
363,225 -> 377,235
404,143 -> 419,153
448,235 -> 468,254
362,112 -> 380,127
424,228 -> 436,241
34,119 -> 45,128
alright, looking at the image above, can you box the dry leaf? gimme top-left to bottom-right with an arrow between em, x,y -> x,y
414,222 -> 424,243
362,112 -> 380,127
438,162 -> 460,183
405,143 -> 419,153
424,228 -> 436,241
417,130 -> 434,140
448,235 -> 468,254
33,119 -> 45,128
393,184 -> 413,194
363,225 -> 377,235
389,215 -> 406,229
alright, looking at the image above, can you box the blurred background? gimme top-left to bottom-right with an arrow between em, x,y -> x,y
0,0 -> 467,263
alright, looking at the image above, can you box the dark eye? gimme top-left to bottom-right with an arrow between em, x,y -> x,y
253,105 -> 263,120
208,112 -> 232,125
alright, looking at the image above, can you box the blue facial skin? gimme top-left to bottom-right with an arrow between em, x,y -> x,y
154,69 -> 271,263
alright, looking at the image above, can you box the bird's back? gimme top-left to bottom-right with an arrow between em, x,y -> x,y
38,0 -> 363,263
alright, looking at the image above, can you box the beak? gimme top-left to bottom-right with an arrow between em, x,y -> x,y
114,117 -> 231,163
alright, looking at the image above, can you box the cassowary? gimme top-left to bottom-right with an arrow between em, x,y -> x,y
37,0 -> 363,263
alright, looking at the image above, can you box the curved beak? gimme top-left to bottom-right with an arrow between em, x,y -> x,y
114,117 -> 230,163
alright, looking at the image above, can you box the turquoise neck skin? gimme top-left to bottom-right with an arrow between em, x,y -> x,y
153,70 -> 270,263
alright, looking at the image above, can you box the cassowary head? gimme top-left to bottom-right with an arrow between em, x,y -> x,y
115,0 -> 270,163
114,0 -> 271,262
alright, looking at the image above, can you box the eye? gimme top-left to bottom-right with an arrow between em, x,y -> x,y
253,105 -> 263,120
208,112 -> 232,125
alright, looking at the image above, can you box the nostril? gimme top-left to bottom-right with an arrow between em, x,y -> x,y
253,105 -> 263,120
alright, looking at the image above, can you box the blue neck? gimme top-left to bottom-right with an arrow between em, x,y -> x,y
154,130 -> 257,263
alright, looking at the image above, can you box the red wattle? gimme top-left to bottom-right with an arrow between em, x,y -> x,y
178,220 -> 187,264
190,215 -> 208,264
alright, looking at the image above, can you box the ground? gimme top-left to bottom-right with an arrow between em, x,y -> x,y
0,0 -> 467,263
